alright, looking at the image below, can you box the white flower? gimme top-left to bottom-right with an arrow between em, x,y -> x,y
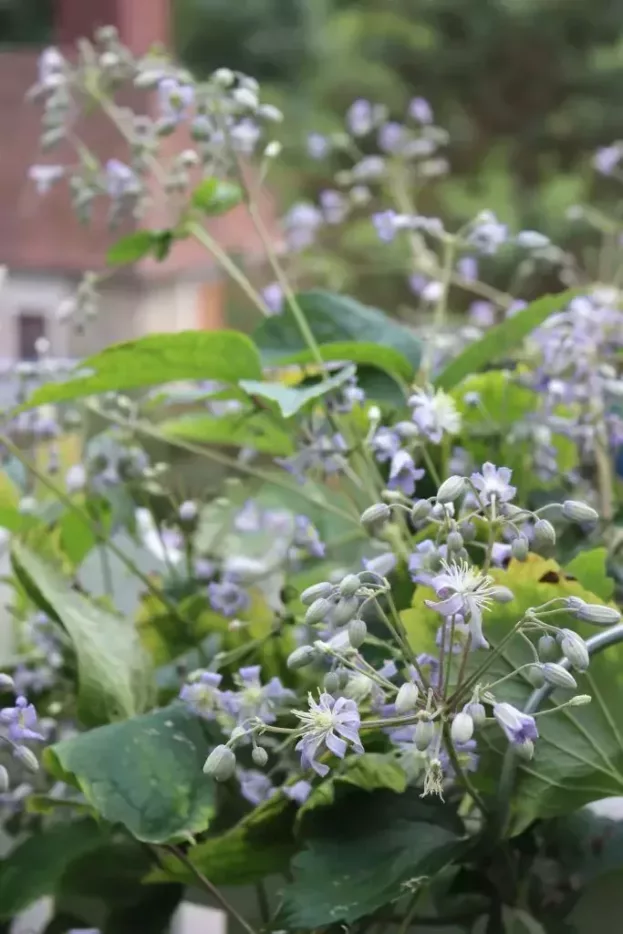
426,559 -> 496,648
409,388 -> 462,443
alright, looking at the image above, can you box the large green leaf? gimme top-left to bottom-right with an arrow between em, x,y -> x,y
192,178 -> 243,215
0,819 -> 107,920
281,791 -> 464,927
566,548 -> 614,602
272,341 -> 415,383
157,411 -> 295,456
434,289 -> 579,390
12,542 -> 153,725
253,290 -> 422,371
149,787 -> 297,886
240,364 -> 356,417
44,703 -> 216,843
18,331 -> 262,412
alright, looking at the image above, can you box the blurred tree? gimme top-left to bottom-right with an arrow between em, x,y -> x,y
0,0 -> 53,45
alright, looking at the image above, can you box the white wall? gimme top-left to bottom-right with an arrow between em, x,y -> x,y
134,279 -> 201,334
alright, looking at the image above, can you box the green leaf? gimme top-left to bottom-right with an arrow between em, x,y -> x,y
502,908 -> 547,934
158,411 -> 295,456
12,542 -> 153,725
0,819 -> 107,919
192,178 -> 243,215
149,788 -> 297,885
297,754 -> 407,825
44,703 -> 216,843
549,806 -> 623,886
272,341 -> 415,383
282,791 -> 463,927
18,331 -> 263,412
254,290 -> 422,372
106,231 -> 158,266
565,548 -> 614,601
240,364 -> 357,418
434,289 -> 579,390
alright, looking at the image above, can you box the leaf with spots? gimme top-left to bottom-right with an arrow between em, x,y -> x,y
44,703 -> 217,843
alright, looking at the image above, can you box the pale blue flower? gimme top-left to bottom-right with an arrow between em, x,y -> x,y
408,97 -> 433,124
493,702 -> 538,745
426,560 -> 496,649
180,672 -> 222,720
346,99 -> 374,136
388,450 -> 425,496
307,132 -> 329,159
470,462 -> 517,506
208,579 -> 250,617
283,779 -> 312,804
158,77 -> 194,123
408,540 -> 447,587
294,692 -> 363,777
239,769 -> 276,806
262,282 -> 284,315
0,696 -> 44,742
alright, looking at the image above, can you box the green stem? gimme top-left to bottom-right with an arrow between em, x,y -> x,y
442,722 -> 488,815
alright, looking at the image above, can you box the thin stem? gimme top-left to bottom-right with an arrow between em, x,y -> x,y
442,722 -> 488,815
449,615 -> 528,708
166,845 -> 258,934
255,882 -> 270,926
418,445 -> 441,487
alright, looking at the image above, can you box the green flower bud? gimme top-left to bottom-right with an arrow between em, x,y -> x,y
361,503 -> 391,529
560,629 -> 590,671
491,586 -> 514,604
511,536 -> 529,561
459,521 -> 476,543
533,519 -> 556,551
348,618 -> 367,649
447,531 -> 464,552
526,665 -> 546,688
305,597 -> 333,625
562,500 -> 599,523
568,694 -> 591,706
203,745 -> 236,781
464,701 -> 486,726
13,746 -> 39,773
411,499 -> 432,522
451,712 -> 474,744
568,599 -> 621,626
414,716 -> 434,751
436,475 -> 466,503
0,673 -> 14,691
515,739 -> 535,760
339,574 -> 361,597
542,663 -> 577,690
333,596 -> 360,626
324,671 -> 340,693
395,682 -> 419,714
287,645 -> 317,670
252,746 -> 269,767
300,582 -> 334,605
538,634 -> 558,660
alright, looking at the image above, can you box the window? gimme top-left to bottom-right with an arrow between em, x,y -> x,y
18,312 -> 46,361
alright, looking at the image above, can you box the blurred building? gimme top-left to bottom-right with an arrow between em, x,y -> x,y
0,0 -> 273,360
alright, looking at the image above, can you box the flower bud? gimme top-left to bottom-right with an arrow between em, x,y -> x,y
526,665 -> 546,688
381,490 -> 404,504
560,629 -> 590,671
13,746 -> 39,773
395,682 -> 419,714
305,597 -> 333,624
459,521 -> 476,543
339,574 -> 361,597
0,673 -> 15,691
0,765 -> 8,793
447,531 -> 464,552
538,634 -> 558,660
411,499 -> 432,522
436,475 -> 465,503
361,503 -> 391,529
203,745 -> 236,781
252,746 -> 269,767
451,712 -> 474,745
287,645 -> 317,670
533,519 -> 556,551
213,67 -> 235,87
332,596 -> 360,626
511,536 -> 529,561
179,500 -> 198,523
264,140 -> 282,159
542,663 -> 577,690
464,701 -> 486,726
324,671 -> 340,693
414,716 -> 434,751
562,500 -> 599,523
515,739 -> 535,760
300,582 -> 334,605
368,405 -> 381,423
348,618 -> 367,649
568,694 -> 591,706
568,600 -> 621,626
491,586 -> 514,604
233,87 -> 258,110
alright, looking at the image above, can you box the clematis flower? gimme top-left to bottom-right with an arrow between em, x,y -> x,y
409,387 -> 461,442
388,450 -> 425,496
180,672 -> 223,720
0,696 -> 44,743
470,462 -> 517,506
493,702 -> 538,747
294,692 -> 363,777
426,560 -> 497,649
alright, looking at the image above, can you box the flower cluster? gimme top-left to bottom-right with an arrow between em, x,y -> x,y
0,674 -> 46,791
